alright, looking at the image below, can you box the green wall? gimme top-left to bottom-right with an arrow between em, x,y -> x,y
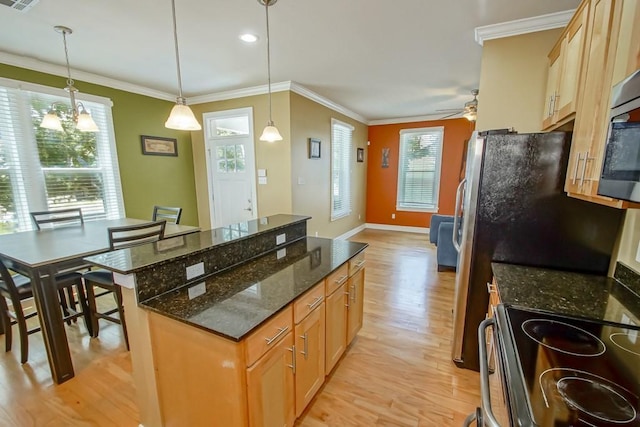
0,63 -> 199,226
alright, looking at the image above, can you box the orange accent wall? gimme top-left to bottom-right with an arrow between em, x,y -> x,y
366,118 -> 474,228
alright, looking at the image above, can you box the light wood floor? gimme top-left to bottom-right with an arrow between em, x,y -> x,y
0,229 -> 480,426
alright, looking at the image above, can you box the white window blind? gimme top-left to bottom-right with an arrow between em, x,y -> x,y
331,118 -> 354,221
396,126 -> 444,212
0,81 -> 123,234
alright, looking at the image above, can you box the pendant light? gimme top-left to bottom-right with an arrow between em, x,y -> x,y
165,0 -> 202,131
40,26 -> 99,133
258,0 -> 283,142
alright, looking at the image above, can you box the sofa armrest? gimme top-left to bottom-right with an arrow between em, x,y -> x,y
429,214 -> 454,245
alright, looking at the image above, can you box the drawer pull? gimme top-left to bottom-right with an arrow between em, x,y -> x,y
264,326 -> 289,345
335,275 -> 348,286
307,295 -> 323,311
354,260 -> 365,268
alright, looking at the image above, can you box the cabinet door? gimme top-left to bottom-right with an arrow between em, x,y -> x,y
542,43 -> 562,129
294,302 -> 325,417
568,0 -> 617,202
346,268 -> 365,345
555,3 -> 588,121
325,283 -> 347,374
247,332 -> 295,427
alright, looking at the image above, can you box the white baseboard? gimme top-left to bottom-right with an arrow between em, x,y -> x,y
365,223 -> 429,234
334,224 -> 367,240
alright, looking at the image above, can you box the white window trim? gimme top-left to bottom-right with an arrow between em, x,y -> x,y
330,118 -> 354,221
395,126 -> 444,213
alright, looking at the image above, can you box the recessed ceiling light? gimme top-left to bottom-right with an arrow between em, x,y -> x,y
240,33 -> 258,43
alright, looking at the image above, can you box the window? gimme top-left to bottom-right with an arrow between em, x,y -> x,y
396,126 -> 444,212
0,78 -> 124,234
331,118 -> 354,221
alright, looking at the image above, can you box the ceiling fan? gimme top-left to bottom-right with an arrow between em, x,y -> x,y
437,89 -> 479,121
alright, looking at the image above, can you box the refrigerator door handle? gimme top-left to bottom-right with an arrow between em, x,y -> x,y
452,178 -> 466,252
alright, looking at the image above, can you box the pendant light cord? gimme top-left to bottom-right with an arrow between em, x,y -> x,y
265,0 -> 273,123
171,0 -> 184,101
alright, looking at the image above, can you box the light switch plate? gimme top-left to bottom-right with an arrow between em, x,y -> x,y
186,262 -> 205,280
276,233 -> 286,245
258,177 -> 268,185
188,282 -> 206,300
258,169 -> 267,177
277,248 -> 286,259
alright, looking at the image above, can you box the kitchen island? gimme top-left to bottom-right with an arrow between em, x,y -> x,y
84,214 -> 368,427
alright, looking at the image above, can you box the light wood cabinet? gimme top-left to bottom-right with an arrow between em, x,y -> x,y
294,300 -> 325,417
247,332 -> 296,427
563,0 -> 639,208
325,280 -> 348,374
347,267 -> 365,344
542,1 -> 588,130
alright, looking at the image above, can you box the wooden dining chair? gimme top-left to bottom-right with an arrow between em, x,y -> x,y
0,258 -> 91,364
30,208 -> 84,230
152,206 -> 182,224
83,220 -> 167,350
30,207 -> 87,321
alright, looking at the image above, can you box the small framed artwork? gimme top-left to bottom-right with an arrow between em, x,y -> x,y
309,138 -> 321,159
357,148 -> 364,162
141,135 -> 178,157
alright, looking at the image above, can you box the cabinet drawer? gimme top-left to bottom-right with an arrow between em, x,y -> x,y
294,281 -> 325,324
348,252 -> 366,277
325,264 -> 349,295
245,305 -> 293,367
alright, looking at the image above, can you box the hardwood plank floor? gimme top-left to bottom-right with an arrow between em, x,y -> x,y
0,229 -> 480,426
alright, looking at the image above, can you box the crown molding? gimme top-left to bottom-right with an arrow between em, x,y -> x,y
0,51 -> 176,101
191,80 -> 368,124
369,113 -> 457,126
475,9 -> 574,46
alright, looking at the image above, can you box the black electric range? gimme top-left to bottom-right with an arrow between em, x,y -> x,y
487,304 -> 640,427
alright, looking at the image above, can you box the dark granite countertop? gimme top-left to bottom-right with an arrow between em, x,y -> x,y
83,214 -> 310,274
491,262 -> 640,328
141,237 -> 367,341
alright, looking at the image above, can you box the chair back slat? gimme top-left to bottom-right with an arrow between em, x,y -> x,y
30,208 -> 84,230
108,221 -> 167,250
0,258 -> 23,303
152,206 -> 182,224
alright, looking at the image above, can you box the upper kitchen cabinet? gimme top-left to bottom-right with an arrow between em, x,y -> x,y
564,0 -> 640,208
541,1 -> 588,130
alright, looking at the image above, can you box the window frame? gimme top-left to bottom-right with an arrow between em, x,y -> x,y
395,126 -> 445,213
0,77 -> 124,233
330,118 -> 354,221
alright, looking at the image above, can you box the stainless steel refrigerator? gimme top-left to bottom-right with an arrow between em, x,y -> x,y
450,130 -> 624,371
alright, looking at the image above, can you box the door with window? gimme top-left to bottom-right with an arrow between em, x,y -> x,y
203,108 -> 257,229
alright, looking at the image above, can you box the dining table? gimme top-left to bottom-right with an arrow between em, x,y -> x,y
0,218 -> 199,384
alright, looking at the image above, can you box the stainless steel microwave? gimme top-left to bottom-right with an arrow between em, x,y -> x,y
598,68 -> 640,202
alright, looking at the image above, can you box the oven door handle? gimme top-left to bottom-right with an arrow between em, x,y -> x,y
479,318 -> 501,427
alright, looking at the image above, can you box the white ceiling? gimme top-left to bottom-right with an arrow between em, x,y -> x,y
0,0 -> 580,123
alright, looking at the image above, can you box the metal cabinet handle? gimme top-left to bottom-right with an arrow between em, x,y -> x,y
288,345 -> 296,374
350,284 -> 356,302
265,326 -> 289,345
300,333 -> 308,360
452,178 -> 466,252
478,318 -> 500,427
355,260 -> 365,269
345,291 -> 350,308
579,151 -> 590,186
553,93 -> 559,113
571,152 -> 584,184
336,275 -> 348,286
307,295 -> 323,311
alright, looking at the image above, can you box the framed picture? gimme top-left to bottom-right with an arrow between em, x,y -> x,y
309,138 -> 321,159
357,148 -> 364,162
141,135 -> 178,157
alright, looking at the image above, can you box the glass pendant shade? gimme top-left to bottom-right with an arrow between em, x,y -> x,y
76,110 -> 99,132
165,102 -> 202,131
259,123 -> 283,142
40,111 -> 64,131
463,110 -> 477,122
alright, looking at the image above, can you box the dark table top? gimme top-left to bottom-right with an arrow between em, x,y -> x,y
491,262 -> 640,328
141,237 -> 367,341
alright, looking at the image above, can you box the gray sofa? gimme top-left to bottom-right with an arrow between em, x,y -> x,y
429,214 -> 458,271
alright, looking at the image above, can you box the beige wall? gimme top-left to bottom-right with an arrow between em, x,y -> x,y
189,92 -> 292,230
476,29 -> 562,133
289,93 -> 367,237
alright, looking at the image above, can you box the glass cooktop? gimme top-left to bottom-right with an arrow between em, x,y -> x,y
503,306 -> 640,427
